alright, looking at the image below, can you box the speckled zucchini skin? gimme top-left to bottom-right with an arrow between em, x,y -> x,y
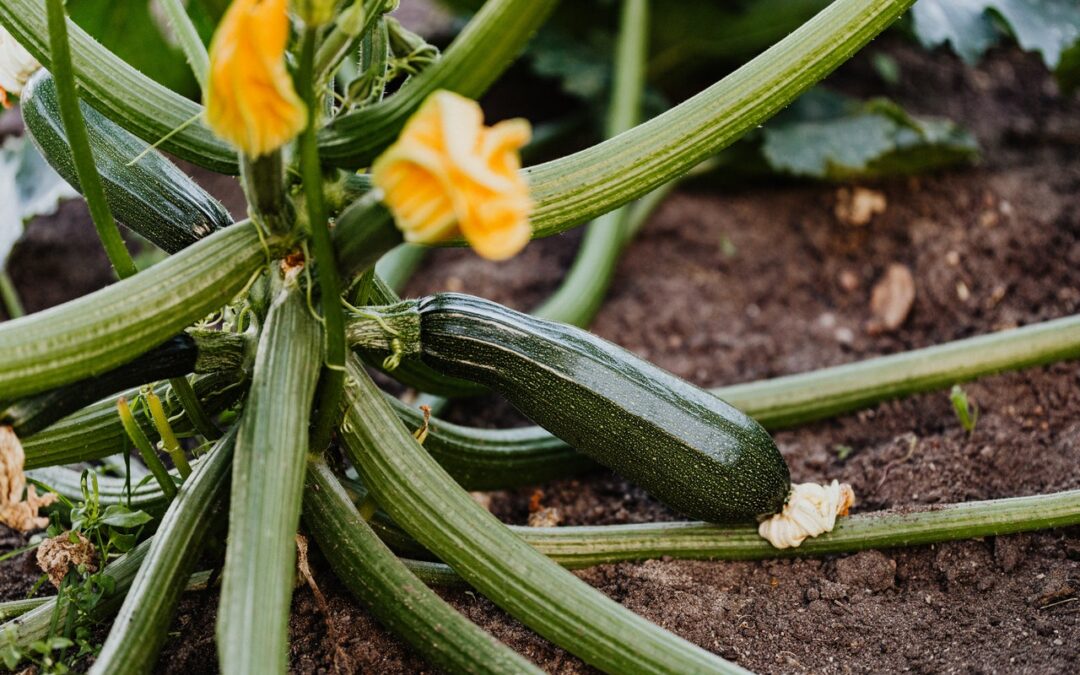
21,71 -> 232,254
416,293 -> 791,523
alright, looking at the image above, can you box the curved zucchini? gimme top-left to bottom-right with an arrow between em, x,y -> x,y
21,70 -> 232,254
416,293 -> 790,523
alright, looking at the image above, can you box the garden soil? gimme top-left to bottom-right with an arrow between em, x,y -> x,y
2,31 -> 1079,675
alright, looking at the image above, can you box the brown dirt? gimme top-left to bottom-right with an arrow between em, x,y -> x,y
2,29 -> 1079,675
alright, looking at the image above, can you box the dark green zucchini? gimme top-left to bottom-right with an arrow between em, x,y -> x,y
415,293 -> 790,523
21,70 -> 232,254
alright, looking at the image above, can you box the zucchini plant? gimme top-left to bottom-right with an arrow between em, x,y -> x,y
0,0 -> 1078,672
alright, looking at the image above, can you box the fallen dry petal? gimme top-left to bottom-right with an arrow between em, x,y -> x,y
37,531 -> 98,588
868,263 -> 916,334
0,426 -> 57,531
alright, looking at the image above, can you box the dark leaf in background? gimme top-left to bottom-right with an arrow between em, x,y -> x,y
68,0 -> 200,97
912,0 -> 1080,91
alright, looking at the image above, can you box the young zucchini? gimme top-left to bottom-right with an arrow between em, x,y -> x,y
21,71 -> 232,254
415,293 -> 790,523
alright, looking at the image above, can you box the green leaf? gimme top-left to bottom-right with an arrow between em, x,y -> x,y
100,504 -> 153,529
67,0 -> 199,96
760,90 -> 978,180
912,0 -> 1080,69
0,136 -> 78,267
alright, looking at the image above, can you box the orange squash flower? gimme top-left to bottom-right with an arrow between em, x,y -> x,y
372,90 -> 533,261
205,0 -> 306,157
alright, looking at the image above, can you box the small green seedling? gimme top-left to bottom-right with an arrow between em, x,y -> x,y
834,444 -> 854,461
950,384 -> 979,434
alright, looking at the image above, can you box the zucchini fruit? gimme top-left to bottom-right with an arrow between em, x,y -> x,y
21,70 -> 232,254
415,293 -> 790,523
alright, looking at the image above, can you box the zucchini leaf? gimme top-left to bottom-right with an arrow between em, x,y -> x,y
912,0 -> 1080,90
758,90 -> 979,180
0,136 -> 78,268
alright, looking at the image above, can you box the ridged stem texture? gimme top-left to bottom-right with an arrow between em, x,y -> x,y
91,430 -> 234,674
303,459 -> 543,674
157,0 -> 209,89
340,359 -> 749,674
0,222 -> 268,399
44,0 -> 137,279
218,281 -> 321,674
298,27 -> 347,453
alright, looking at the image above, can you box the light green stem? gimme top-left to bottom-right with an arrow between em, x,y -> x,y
533,0 -> 648,327
303,459 -> 544,674
45,0 -> 137,279
157,0 -> 209,89
218,280 -> 321,674
0,269 -> 24,318
0,221 -> 270,400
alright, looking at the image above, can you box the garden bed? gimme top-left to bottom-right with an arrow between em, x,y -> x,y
2,30 -> 1078,675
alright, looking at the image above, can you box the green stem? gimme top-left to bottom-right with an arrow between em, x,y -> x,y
0,221 -> 271,400
344,475 -> 1080,566
145,390 -> 192,479
0,597 -> 49,622
340,358 -> 749,674
298,27 -> 347,453
318,0 -> 557,167
533,0 -> 648,327
218,280 -> 321,674
90,431 -> 233,675
45,0 -> 137,279
303,458 -> 544,674
21,372 -> 246,470
157,0 -> 209,90
116,397 -> 177,501
314,0 -> 385,86
168,375 -> 222,440
240,153 -> 292,236
718,313 -> 1080,429
0,269 -> 24,318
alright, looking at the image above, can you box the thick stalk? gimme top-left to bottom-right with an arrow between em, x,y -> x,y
298,28 -> 347,453
2,330 -> 247,437
157,0 -> 209,89
340,359 -> 749,674
303,459 -> 543,674
91,430 -> 234,675
0,221 -> 271,399
533,0 -> 648,327
342,476 -> 1080,567
318,0 -> 557,167
0,0 -> 236,173
45,0 -> 137,279
21,372 -> 246,470
218,281 -> 321,674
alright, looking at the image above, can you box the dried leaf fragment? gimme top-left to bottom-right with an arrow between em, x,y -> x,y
867,263 -> 915,334
36,531 -> 97,587
0,426 -> 57,531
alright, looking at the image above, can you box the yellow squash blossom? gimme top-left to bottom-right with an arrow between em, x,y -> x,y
206,0 -> 306,157
372,90 -> 533,261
